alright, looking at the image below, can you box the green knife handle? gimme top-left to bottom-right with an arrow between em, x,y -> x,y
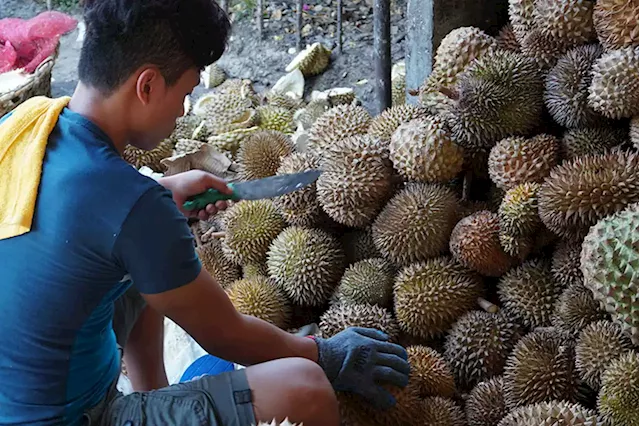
182,183 -> 238,211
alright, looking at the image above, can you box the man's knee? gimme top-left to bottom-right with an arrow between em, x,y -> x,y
285,358 -> 337,413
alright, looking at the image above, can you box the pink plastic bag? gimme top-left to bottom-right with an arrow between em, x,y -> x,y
0,41 -> 17,73
27,11 -> 78,40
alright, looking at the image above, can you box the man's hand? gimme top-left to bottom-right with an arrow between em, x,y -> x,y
158,170 -> 233,220
313,327 -> 410,410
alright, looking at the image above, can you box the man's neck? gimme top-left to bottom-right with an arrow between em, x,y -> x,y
67,83 -> 131,154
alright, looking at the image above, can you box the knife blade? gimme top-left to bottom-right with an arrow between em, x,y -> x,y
182,169 -> 322,211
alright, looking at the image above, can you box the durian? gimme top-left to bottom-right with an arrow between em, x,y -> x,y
171,115 -> 203,141
256,105 -> 295,134
538,149 -> 639,239
444,50 -> 544,150
630,115 -> 639,149
208,126 -> 260,160
406,345 -> 456,398
226,276 -> 291,329
587,46 -> 639,120
193,93 -> 252,118
391,61 -> 406,106
372,183 -> 460,265
196,239 -> 242,289
497,23 -> 521,52
498,182 -> 542,237
368,104 -> 430,143
265,91 -> 304,111
257,419 -> 301,426
503,329 -> 579,409
325,87 -> 356,107
598,351 -> 638,426
544,44 -> 606,128
340,228 -> 382,265
237,130 -> 294,180
333,258 -> 395,308
497,400 -> 603,425
551,285 -> 608,335
306,104 -> 371,157
466,377 -> 507,426
499,232 -> 534,260
388,117 -> 464,183
318,302 -> 400,341
575,320 -> 634,389
122,139 -> 174,172
497,258 -> 565,329
450,211 -> 515,277
285,42 -> 332,77
222,200 -> 286,266
272,152 -> 322,227
580,202 -> 639,344
531,0 -> 596,47
214,78 -> 260,105
444,311 -> 523,391
173,138 -> 205,156
560,126 -> 626,160
242,262 -> 268,279
422,397 -> 467,426
393,256 -> 484,340
202,63 -> 226,88
593,0 -> 639,50
316,135 -> 392,228
488,134 -> 560,191
293,99 -> 330,131
266,227 -> 345,306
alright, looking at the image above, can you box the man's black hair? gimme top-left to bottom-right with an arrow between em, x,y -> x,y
78,0 -> 230,94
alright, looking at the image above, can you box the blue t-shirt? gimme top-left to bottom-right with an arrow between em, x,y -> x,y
0,108 -> 202,425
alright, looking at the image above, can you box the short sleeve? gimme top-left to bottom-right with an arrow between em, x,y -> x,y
112,184 -> 202,294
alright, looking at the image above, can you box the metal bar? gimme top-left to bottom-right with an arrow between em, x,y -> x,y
405,0 -> 433,104
256,0 -> 263,39
47,0 -> 53,10
297,0 -> 304,51
373,0 -> 391,114
337,0 -> 343,53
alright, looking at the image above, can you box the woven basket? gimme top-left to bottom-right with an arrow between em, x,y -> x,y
0,46 -> 58,118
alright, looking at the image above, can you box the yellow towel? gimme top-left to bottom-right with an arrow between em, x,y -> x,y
0,96 -> 70,240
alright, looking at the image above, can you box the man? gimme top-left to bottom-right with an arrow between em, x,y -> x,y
0,1 -> 410,425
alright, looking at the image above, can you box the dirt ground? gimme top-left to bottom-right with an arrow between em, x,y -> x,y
2,0 -> 408,113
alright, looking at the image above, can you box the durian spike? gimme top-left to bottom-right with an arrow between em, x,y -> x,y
478,297 -> 499,313
202,229 -> 226,241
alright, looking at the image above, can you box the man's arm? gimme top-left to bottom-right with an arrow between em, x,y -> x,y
142,268 -> 318,366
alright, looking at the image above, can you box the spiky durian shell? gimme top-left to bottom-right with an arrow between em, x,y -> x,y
630,116 -> 639,149
531,0 -> 596,47
538,149 -> 639,239
256,105 -> 295,134
393,256 -> 484,340
497,23 -> 521,52
306,104 -> 371,157
265,91 -> 304,111
433,27 -> 500,77
450,211 -> 516,277
551,284 -> 608,335
196,240 -> 242,289
497,258 -> 564,329
488,134 -> 560,191
214,78 -> 259,106
551,240 -> 584,287
544,44 -> 607,128
588,46 -> 639,120
226,276 -> 291,329
581,203 -> 639,345
334,258 -> 395,308
499,232 -> 534,260
173,138 -> 205,156
444,50 -> 544,150
503,329 -> 580,409
560,126 -> 626,160
319,302 -> 400,341
598,351 -> 639,426
444,311 -> 523,391
171,115 -> 203,141
293,98 -> 330,131
266,226 -> 345,306
593,0 -> 639,50
285,42 -> 331,77
257,419 -> 301,426
316,135 -> 393,228
340,228 -> 382,265
407,345 -> 456,398
388,117 -> 464,183
422,397 -> 467,426
242,262 -> 268,279
497,400 -> 603,425
271,152 -> 322,227
222,200 -> 286,266
368,104 -> 430,143
466,377 -> 507,426
123,138 -> 174,172
208,126 -> 260,160
236,130 -> 294,180
575,320 -> 634,389
372,183 -> 460,265
498,182 -> 542,237
193,92 -> 253,118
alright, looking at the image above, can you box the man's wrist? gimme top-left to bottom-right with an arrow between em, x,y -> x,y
303,335 -> 320,364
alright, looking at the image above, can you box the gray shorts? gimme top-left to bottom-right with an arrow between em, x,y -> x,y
84,286 -> 257,426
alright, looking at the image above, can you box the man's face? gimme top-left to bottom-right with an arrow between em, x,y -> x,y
131,67 -> 200,150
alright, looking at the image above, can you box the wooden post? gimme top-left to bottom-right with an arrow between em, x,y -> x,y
373,0 -> 391,115
297,0 -> 304,51
256,0 -> 263,39
405,0 -> 433,104
337,0 -> 343,53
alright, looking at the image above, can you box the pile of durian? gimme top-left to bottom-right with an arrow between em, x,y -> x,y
123,1 -> 639,424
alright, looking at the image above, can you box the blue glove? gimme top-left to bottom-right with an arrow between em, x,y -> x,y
313,327 -> 410,409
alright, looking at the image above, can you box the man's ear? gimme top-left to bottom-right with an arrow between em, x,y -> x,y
135,68 -> 162,105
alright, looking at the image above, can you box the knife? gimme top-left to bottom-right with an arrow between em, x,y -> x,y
182,169 -> 322,211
